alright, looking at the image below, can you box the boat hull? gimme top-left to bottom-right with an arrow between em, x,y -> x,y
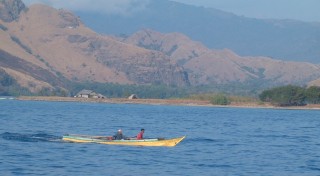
62,135 -> 185,147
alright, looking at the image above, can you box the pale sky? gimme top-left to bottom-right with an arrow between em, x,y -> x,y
22,0 -> 320,22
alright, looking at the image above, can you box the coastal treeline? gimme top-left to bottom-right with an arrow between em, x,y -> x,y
259,85 -> 320,106
188,93 -> 258,105
0,69 -> 30,96
2,70 -> 320,108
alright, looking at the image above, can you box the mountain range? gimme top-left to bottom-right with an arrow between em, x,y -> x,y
76,0 -> 320,64
118,29 -> 320,86
0,0 -> 320,96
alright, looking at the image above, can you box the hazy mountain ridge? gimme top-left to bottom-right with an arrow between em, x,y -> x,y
76,0 -> 320,63
121,29 -> 320,86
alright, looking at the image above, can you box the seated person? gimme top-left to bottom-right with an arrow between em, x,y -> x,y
136,129 -> 145,140
113,129 -> 126,140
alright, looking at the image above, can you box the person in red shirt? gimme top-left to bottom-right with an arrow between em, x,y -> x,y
136,129 -> 145,140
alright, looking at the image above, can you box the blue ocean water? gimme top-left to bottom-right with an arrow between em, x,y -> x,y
0,99 -> 320,175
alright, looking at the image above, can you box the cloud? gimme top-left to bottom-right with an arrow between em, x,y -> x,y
22,0 -> 150,15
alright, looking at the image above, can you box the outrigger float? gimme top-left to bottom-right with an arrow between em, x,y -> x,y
62,134 -> 186,147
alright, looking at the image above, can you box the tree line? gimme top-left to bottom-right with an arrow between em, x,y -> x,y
2,70 -> 320,107
259,85 -> 320,106
70,82 -> 188,99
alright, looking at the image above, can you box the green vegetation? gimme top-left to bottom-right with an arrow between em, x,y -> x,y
10,35 -> 33,54
0,73 -> 15,87
305,86 -> 320,104
188,93 -> 259,105
259,85 -> 320,106
0,70 -> 31,96
210,93 -> 230,105
228,95 -> 258,103
70,82 -> 188,99
2,71 -> 319,108
36,87 -> 68,97
0,24 -> 8,31
0,69 -> 69,96
189,94 -> 225,105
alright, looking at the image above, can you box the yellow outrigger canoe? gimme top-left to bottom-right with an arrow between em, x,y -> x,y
62,134 -> 186,147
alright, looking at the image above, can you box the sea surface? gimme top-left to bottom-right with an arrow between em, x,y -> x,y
1,99 -> 320,176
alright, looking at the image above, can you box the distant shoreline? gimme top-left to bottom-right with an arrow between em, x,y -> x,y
17,96 -> 213,106
16,96 -> 320,110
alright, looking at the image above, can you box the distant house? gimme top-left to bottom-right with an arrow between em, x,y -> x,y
128,94 -> 138,99
75,89 -> 105,99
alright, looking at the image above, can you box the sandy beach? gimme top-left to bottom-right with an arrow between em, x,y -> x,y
16,96 -> 320,110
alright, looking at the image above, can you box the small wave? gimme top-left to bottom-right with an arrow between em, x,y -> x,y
1,132 -> 62,142
250,134 -> 291,139
309,167 -> 320,171
300,166 -> 320,171
188,138 -> 218,143
193,163 -> 232,168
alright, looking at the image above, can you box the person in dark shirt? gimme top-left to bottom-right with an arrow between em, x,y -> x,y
136,129 -> 145,140
113,129 -> 126,140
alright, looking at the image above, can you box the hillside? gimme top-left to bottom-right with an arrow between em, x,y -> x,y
76,0 -> 320,63
0,0 -> 189,94
1,0 -> 320,96
121,29 -> 320,87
